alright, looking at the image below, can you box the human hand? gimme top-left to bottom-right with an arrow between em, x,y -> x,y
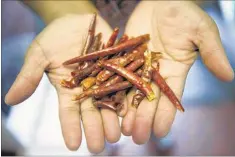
5,14 -> 121,153
121,1 -> 234,144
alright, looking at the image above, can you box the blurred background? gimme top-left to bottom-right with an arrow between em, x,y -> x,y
1,0 -> 235,156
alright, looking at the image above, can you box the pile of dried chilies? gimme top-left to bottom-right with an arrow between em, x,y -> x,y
61,13 -> 185,112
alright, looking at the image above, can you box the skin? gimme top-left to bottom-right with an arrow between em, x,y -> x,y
121,1 -> 234,144
4,0 -> 234,154
5,1 -> 121,154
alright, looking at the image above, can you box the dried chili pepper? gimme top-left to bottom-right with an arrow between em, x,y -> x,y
78,28 -> 120,89
60,22 -> 185,114
93,100 -> 117,111
88,32 -> 102,54
109,67 -> 144,108
111,90 -> 126,103
117,34 -> 128,44
73,81 -> 132,101
78,43 -> 146,84
89,67 -> 102,77
111,90 -> 126,108
77,61 -> 92,72
88,29 -> 121,77
99,61 -> 155,101
71,63 -> 98,85
72,64 -> 96,78
80,77 -> 96,90
111,34 -> 129,59
62,14 -> 97,88
81,13 -> 97,56
135,68 -> 143,76
60,78 -> 76,89
151,51 -> 162,71
152,69 -> 185,112
131,50 -> 153,108
131,90 -> 145,108
77,32 -> 102,71
97,67 -> 143,109
62,34 -> 150,65
92,29 -> 123,75
105,27 -> 119,48
96,44 -> 147,85
96,100 -> 123,111
99,58 -> 144,88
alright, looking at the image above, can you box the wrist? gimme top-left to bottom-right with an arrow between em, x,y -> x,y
23,1 -> 98,24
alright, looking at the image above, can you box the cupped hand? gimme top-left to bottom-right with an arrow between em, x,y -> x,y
121,1 -> 234,144
5,14 -> 121,153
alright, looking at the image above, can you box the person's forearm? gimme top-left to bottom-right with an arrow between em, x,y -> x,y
23,0 -> 98,24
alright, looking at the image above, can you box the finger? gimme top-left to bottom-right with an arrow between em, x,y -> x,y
100,109 -> 121,143
195,14 -> 234,82
58,92 -> 82,151
80,98 -> 105,154
153,60 -> 188,138
5,41 -> 50,105
153,76 -> 186,137
121,89 -> 137,136
131,83 -> 160,144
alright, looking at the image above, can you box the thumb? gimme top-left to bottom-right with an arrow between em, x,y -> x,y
195,15 -> 234,82
5,40 -> 50,105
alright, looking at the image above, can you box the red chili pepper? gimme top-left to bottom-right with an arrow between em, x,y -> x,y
117,34 -> 128,44
96,44 -> 147,85
108,68 -> 144,109
99,58 -> 144,88
135,68 -> 143,76
100,61 -> 155,101
131,90 -> 145,108
93,100 -> 118,111
111,34 -> 129,58
76,26 -> 101,71
81,13 -> 97,55
75,33 -> 102,76
105,27 -> 119,48
60,78 -> 76,89
111,90 -> 126,107
77,62 -> 94,71
132,50 -> 153,108
88,32 -> 102,54
62,34 -> 150,65
73,81 -> 132,101
152,69 -> 185,112
80,77 -> 96,90
89,67 -> 102,77
71,63 -> 97,78
88,29 -> 121,77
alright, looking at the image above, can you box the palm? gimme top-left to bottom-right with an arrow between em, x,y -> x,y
122,1 -> 234,144
5,14 -> 122,153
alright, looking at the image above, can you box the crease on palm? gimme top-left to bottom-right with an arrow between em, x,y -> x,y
152,18 -> 197,82
33,30 -> 94,98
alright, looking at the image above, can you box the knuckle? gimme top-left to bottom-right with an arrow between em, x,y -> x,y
62,105 -> 79,112
59,105 -> 80,119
